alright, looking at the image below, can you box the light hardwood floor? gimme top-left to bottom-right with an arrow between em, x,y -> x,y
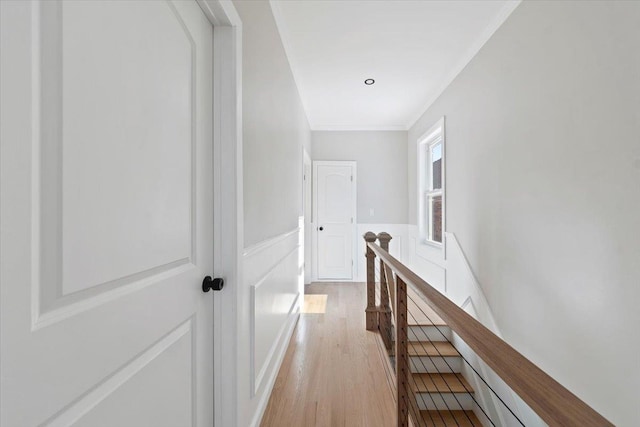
260,282 -> 397,427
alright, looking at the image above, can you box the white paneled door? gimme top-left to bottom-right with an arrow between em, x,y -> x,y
314,161 -> 356,280
1,1 -> 215,426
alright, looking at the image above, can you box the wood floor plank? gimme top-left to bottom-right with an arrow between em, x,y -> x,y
260,283 -> 396,427
302,294 -> 328,313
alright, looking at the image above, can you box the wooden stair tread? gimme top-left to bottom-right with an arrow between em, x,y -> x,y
408,341 -> 459,357
407,286 -> 447,326
420,410 -> 481,426
412,373 -> 473,393
390,341 -> 459,357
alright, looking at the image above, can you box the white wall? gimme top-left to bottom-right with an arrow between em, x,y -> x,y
407,2 -> 640,425
237,0 -> 311,249
233,1 -> 310,425
312,131 -> 408,224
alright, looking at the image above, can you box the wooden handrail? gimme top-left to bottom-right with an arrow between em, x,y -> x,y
366,240 -> 613,427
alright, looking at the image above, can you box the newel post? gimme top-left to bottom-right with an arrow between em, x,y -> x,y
377,233 -> 393,348
364,232 -> 378,331
377,232 -> 392,252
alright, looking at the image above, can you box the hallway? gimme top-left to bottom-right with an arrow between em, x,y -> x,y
260,283 -> 396,427
1,0 -> 637,424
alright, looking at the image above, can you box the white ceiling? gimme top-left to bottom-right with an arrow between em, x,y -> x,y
270,0 -> 520,130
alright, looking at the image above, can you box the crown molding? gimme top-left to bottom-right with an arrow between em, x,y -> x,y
312,124 -> 408,132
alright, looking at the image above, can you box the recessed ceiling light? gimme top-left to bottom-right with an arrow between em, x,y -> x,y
364,79 -> 375,85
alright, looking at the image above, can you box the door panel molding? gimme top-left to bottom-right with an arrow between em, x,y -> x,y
41,318 -> 194,427
33,261 -> 194,331
33,0 -> 201,328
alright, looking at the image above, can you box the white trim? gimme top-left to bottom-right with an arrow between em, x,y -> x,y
198,1 -> 243,426
312,160 -> 357,281
422,238 -> 443,250
243,228 -> 300,258
197,0 -> 241,26
312,124 -> 408,132
406,0 -> 521,128
417,117 -> 446,248
302,149 -> 312,284
425,137 -> 443,245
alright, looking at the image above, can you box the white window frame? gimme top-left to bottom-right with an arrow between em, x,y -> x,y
417,117 -> 445,247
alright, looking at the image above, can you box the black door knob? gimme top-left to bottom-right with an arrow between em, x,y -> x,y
202,276 -> 224,292
319,226 -> 324,231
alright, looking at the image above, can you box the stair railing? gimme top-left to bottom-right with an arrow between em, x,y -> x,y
364,232 -> 613,427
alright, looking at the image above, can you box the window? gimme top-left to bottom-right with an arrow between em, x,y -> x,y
418,118 -> 445,246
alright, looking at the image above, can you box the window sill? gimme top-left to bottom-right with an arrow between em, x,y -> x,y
420,239 -> 443,250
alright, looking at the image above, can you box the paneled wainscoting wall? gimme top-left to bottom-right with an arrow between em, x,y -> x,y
243,227 -> 304,426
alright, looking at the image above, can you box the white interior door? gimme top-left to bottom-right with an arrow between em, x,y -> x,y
314,161 -> 356,280
1,1 -> 215,426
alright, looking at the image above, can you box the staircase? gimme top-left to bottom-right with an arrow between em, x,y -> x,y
392,288 -> 482,426
365,231 -> 614,427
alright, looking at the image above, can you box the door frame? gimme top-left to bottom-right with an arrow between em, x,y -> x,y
302,149 -> 312,285
312,160 -> 357,282
197,1 -> 243,426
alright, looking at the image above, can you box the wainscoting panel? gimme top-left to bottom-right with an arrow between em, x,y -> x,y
244,228 -> 302,400
401,225 -> 446,294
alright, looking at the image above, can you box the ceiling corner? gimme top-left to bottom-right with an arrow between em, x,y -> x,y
405,0 -> 522,131
269,0 -> 314,127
